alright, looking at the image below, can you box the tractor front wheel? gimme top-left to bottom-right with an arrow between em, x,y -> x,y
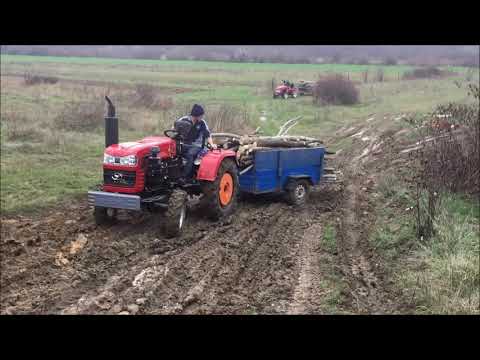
94,207 -> 117,225
164,189 -> 187,238
201,158 -> 239,220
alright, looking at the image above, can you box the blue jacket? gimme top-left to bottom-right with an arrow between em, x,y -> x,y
179,116 -> 211,147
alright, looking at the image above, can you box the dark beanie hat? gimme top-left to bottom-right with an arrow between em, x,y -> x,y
191,104 -> 204,117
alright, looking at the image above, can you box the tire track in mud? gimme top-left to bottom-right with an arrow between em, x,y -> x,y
61,198 -> 321,315
8,186 -> 336,315
287,223 -> 323,314
335,170 -> 400,314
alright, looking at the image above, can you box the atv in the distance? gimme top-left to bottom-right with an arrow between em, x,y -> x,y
273,81 -> 298,99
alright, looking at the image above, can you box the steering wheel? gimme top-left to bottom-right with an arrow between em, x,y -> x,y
164,129 -> 179,139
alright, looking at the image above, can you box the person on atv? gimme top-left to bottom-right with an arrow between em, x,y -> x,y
177,104 -> 216,182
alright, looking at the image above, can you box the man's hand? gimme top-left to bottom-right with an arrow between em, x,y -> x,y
207,137 -> 217,150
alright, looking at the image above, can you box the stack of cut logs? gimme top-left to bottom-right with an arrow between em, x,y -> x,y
210,116 -> 339,180
211,132 -> 334,175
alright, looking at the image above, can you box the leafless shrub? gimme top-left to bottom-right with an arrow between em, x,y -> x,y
132,83 -> 174,111
23,72 -> 58,85
133,83 -> 157,108
404,83 -> 479,239
53,100 -> 104,132
154,96 -> 175,111
1,112 -> 44,141
313,74 -> 359,106
205,104 -> 253,134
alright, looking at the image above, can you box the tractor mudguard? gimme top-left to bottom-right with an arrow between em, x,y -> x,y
196,149 -> 237,181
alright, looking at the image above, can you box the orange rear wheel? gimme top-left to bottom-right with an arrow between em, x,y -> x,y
200,158 -> 238,220
219,173 -> 234,206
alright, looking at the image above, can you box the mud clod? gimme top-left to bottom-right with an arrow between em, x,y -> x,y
127,304 -> 139,314
111,304 -> 122,313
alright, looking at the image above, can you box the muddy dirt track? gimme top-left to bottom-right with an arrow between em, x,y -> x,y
0,181 -> 405,315
1,122 -> 412,314
1,185 -> 347,314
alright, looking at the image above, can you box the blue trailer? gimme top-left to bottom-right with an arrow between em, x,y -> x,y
238,147 -> 326,205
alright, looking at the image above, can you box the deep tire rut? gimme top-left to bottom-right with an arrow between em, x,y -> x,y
336,176 -> 399,314
1,191 -> 338,314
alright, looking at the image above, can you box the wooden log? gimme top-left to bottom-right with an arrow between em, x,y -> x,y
211,132 -> 242,139
252,126 -> 261,135
239,135 -> 323,144
277,116 -> 302,136
255,138 -> 310,148
281,121 -> 299,135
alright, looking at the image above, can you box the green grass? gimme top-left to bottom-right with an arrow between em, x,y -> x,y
371,169 -> 479,314
2,54 -> 469,74
0,135 -> 104,213
402,195 -> 479,314
370,171 -> 416,260
323,224 -> 337,253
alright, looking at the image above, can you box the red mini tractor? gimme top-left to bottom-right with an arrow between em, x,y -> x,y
88,97 -> 239,237
273,81 -> 298,99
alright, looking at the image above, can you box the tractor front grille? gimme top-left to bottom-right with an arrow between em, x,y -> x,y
103,169 -> 136,187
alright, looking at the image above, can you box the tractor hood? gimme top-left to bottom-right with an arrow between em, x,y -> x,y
105,136 -> 176,159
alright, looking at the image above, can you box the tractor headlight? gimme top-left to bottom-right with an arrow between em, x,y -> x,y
103,154 -> 137,166
104,154 -> 115,164
120,155 -> 137,166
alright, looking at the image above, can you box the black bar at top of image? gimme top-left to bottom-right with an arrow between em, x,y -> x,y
1,5 -> 479,45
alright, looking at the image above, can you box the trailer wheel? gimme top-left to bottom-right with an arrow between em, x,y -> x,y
164,189 -> 187,238
94,207 -> 117,225
201,158 -> 239,221
286,179 -> 310,206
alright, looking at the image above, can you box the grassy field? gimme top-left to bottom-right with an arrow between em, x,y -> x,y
0,54 -> 476,213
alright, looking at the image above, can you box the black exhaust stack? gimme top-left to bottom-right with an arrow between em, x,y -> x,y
104,96 -> 119,148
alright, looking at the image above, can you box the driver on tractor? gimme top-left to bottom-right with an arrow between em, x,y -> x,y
176,104 -> 216,183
